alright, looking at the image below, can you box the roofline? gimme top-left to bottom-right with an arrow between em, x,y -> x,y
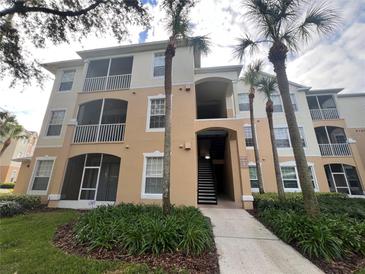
306,88 -> 344,94
41,59 -> 83,74
76,39 -> 191,59
337,92 -> 365,98
12,156 -> 32,163
257,71 -> 310,89
195,65 -> 243,75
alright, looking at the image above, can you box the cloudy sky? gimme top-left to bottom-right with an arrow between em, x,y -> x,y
1,0 -> 364,132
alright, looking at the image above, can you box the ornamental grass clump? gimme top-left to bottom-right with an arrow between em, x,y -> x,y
74,204 -> 214,256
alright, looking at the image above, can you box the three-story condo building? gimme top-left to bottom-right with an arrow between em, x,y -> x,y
14,39 -> 365,209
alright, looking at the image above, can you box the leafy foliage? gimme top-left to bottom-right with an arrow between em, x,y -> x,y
255,193 -> 365,260
0,194 -> 41,210
0,182 -> 15,189
0,201 -> 24,217
234,0 -> 340,57
74,204 -> 214,255
0,0 -> 149,86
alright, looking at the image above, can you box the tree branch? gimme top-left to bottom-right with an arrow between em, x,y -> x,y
0,0 -> 106,18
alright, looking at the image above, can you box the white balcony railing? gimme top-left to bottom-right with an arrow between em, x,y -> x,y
73,123 -> 125,143
319,143 -> 351,156
83,74 -> 131,92
310,108 -> 339,120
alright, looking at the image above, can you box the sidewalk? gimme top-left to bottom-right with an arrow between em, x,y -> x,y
201,208 -> 323,274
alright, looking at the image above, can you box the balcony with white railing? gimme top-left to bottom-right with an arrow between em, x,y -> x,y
73,123 -> 125,143
83,74 -> 131,92
319,143 -> 351,156
310,108 -> 339,120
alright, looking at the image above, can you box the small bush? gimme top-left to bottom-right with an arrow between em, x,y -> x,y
74,204 -> 214,256
0,201 -> 24,217
0,194 -> 41,210
0,183 -> 15,189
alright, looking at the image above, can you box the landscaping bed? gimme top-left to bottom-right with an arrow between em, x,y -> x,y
0,194 -> 42,217
54,204 -> 219,273
252,193 -> 365,274
0,210 -> 162,274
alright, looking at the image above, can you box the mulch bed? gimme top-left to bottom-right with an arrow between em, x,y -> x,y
53,222 -> 219,274
247,209 -> 365,274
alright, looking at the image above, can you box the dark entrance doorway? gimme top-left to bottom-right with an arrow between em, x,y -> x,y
197,130 -> 235,205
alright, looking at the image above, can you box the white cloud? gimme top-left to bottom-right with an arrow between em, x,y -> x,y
1,0 -> 364,132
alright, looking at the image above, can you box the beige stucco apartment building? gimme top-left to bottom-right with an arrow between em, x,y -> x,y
0,130 -> 37,183
14,40 -> 365,209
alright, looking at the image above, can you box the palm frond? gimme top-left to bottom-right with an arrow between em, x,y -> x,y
232,35 -> 259,61
188,35 -> 211,56
257,76 -> 277,100
297,2 -> 339,42
162,0 -> 196,38
279,27 -> 300,52
243,60 -> 264,86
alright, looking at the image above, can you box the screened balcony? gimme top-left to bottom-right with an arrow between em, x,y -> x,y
73,99 -> 127,143
83,57 -> 133,92
315,126 -> 351,156
306,95 -> 339,120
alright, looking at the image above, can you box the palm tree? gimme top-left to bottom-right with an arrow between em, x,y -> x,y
242,60 -> 264,194
0,111 -> 27,157
233,0 -> 339,217
257,76 -> 285,201
161,0 -> 210,215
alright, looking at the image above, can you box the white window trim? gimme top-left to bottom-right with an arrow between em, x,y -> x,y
243,124 -> 258,149
146,94 -> 165,132
274,125 -> 307,149
237,93 -> 250,112
27,156 -> 56,195
44,108 -> 66,138
141,151 -> 164,199
248,164 -> 259,193
152,52 -> 165,79
280,161 -> 319,192
58,69 -> 76,92
272,92 -> 298,113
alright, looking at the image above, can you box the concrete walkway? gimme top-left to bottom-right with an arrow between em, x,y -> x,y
201,208 -> 323,274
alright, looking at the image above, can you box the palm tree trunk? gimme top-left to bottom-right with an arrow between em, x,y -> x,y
162,38 -> 175,215
0,137 -> 11,157
266,101 -> 285,200
270,47 -> 319,217
249,89 -> 264,193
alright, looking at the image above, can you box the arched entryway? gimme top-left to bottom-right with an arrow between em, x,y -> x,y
196,127 -> 240,206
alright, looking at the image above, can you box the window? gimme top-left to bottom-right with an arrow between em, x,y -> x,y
272,94 -> 283,112
272,94 -> 297,112
153,52 -> 165,77
244,126 -> 254,147
147,97 -> 165,130
274,127 -> 306,148
281,166 -> 299,189
59,70 -> 75,91
308,166 -> 318,190
46,110 -> 65,136
290,94 -> 298,111
143,156 -> 164,197
238,93 -> 249,111
274,127 -> 290,148
249,166 -> 259,190
86,57 -> 133,78
10,170 -> 17,182
29,159 -> 54,193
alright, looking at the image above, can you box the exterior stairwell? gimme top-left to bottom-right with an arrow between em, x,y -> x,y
198,159 -> 217,204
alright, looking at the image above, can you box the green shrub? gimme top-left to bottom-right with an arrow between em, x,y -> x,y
0,194 -> 41,210
0,183 -> 15,189
74,204 -> 214,256
255,193 -> 365,261
0,201 -> 24,217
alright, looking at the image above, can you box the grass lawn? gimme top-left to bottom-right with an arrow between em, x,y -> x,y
0,210 -> 159,274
